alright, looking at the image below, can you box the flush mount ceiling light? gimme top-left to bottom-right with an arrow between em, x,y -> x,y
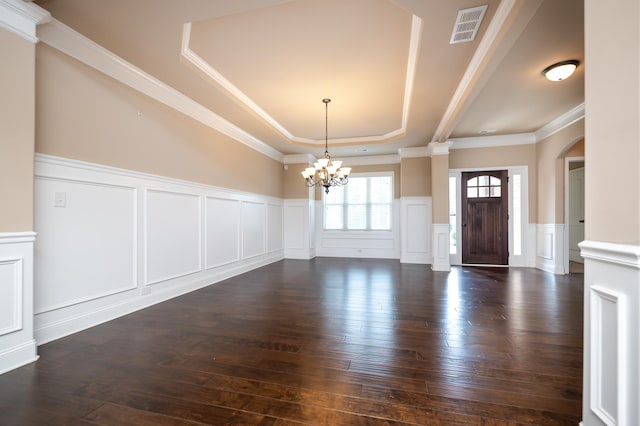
301,99 -> 352,194
541,60 -> 580,81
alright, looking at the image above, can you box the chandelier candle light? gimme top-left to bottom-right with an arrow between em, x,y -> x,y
302,98 -> 352,193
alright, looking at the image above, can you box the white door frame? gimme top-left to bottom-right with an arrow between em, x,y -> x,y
449,165 -> 529,267
564,156 -> 585,274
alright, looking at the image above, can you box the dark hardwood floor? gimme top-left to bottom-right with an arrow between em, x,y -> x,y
0,259 -> 584,425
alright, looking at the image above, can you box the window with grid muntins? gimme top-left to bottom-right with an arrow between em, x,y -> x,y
323,174 -> 393,231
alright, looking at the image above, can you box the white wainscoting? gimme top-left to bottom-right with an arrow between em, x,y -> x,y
431,224 -> 451,271
581,240 -> 640,426
0,233 -> 38,374
34,154 -> 283,345
145,189 -> 202,285
400,197 -> 432,264
205,197 -> 240,268
283,199 -> 316,260
314,200 -> 400,259
536,224 -> 565,274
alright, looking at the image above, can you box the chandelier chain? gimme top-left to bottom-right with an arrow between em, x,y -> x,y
300,98 -> 352,193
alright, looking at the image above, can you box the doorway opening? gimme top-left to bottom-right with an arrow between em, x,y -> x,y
565,157 -> 585,274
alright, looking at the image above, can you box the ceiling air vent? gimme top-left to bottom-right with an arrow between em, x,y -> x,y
450,5 -> 488,44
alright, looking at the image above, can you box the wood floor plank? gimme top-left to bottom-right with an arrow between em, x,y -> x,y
0,260 -> 583,425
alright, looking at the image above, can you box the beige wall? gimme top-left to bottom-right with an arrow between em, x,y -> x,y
314,163 -> 401,200
565,139 -> 584,157
284,163 -> 313,199
431,154 -> 449,223
0,29 -> 35,232
35,44 -> 283,199
585,0 -> 640,244
536,121 -> 585,224
401,157 -> 431,197
450,144 -> 538,222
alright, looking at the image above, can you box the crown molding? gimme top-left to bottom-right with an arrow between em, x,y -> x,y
38,18 -> 284,163
449,133 -> 536,149
0,0 -> 50,43
398,146 -> 429,158
339,154 -> 400,166
427,141 -> 453,156
180,16 -> 422,147
534,103 -> 585,142
282,154 -> 316,165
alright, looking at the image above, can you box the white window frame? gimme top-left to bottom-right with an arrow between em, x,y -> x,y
322,172 -> 394,232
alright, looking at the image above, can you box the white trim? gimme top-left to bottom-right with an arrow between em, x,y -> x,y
400,197 -> 432,264
0,258 -> 23,335
33,154 -> 284,346
0,340 -> 38,375
590,285 -> 628,426
0,0 -> 50,43
449,133 -> 536,150
34,154 -> 281,204
580,240 -> 640,269
339,154 -> 400,166
431,223 -> 451,271
180,16 -> 423,147
398,146 -> 429,158
0,236 -> 38,374
0,232 -> 36,244
143,189 -> 203,286
37,18 -> 283,162
449,166 -> 530,267
431,0 -> 518,142
34,251 -> 282,345
564,156 -> 585,274
535,103 -> 585,142
283,154 -> 315,165
536,224 -> 565,274
427,141 -> 452,156
581,241 -> 640,425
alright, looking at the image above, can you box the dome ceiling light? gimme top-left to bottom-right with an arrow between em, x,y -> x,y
541,60 -> 580,81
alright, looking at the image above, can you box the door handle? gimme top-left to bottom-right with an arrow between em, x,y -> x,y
579,220 -> 584,223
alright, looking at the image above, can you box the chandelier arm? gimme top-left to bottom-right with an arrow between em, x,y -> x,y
300,98 -> 351,194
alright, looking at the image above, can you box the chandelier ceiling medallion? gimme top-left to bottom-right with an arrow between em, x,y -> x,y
301,98 -> 352,193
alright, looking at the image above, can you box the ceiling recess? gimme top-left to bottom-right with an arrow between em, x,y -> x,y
450,5 -> 488,44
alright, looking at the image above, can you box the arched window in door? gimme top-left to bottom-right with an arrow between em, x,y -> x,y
466,175 -> 502,198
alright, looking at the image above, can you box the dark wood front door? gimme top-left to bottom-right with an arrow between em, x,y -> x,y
461,170 -> 508,265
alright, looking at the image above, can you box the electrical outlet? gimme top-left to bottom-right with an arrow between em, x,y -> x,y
54,192 -> 66,207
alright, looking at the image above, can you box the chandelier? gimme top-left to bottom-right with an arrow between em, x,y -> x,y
301,98 -> 352,193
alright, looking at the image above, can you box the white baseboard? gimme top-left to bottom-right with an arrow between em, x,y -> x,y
35,251 -> 282,344
0,340 -> 38,375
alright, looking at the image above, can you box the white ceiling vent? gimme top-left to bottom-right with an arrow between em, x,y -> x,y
450,5 -> 488,44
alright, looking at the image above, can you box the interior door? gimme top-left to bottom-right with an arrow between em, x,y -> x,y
568,165 -> 585,263
461,171 -> 508,265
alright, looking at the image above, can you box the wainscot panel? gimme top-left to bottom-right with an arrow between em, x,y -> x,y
33,154 -> 283,345
400,197 -> 432,264
0,233 -> 38,374
536,224 -> 564,274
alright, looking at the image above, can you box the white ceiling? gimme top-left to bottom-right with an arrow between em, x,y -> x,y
34,0 -> 584,159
